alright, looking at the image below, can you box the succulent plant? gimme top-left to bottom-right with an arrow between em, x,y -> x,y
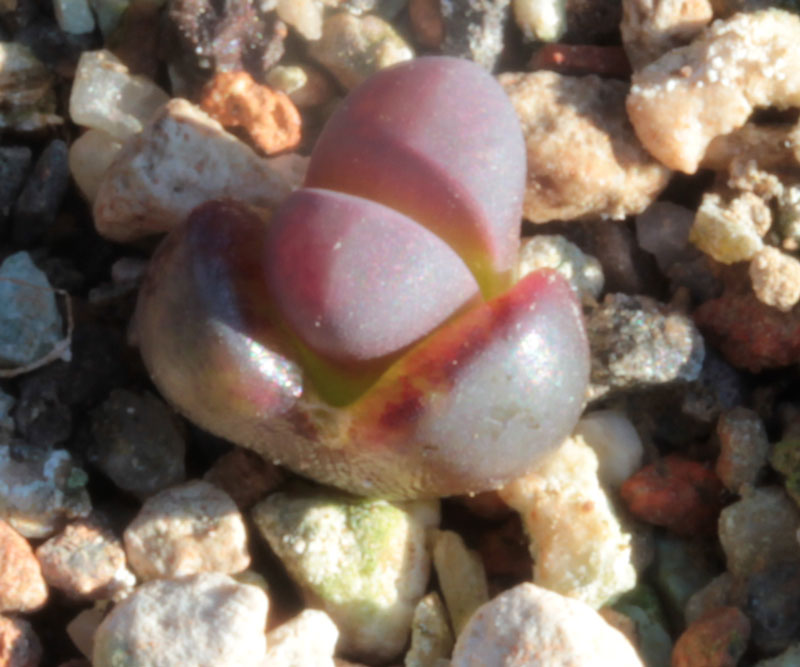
134,56 -> 590,498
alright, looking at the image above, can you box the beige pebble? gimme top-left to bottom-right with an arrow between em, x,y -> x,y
750,246 -> 800,312
36,519 -> 133,600
123,480 -> 250,580
451,583 -> 643,666
499,70 -> 670,223
93,99 -> 294,242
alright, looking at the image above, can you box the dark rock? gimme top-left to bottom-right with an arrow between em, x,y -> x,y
745,561 -> 800,654
14,370 -> 73,450
12,140 -> 70,247
0,146 -> 32,237
440,0 -> 510,71
90,389 -> 186,499
15,17 -> 98,76
681,349 -> 746,425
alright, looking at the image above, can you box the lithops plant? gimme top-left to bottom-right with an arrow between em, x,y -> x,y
134,56 -> 590,498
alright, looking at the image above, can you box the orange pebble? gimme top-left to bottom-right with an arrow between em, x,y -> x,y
672,607 -> 750,667
200,71 -> 302,155
620,455 -> 727,536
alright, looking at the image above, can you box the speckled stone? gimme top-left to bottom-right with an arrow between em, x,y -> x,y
92,573 -> 268,667
587,293 -> 705,400
0,520 -> 47,613
0,615 -> 42,667
252,487 -> 439,663
89,389 -> 185,500
440,0 -> 510,70
745,561 -> 800,654
123,480 -> 250,580
715,407 -> 769,493
404,592 -> 453,667
35,519 -> 133,600
0,445 -> 90,538
718,487 -> 800,580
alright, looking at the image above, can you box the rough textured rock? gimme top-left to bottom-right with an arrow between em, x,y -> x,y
0,520 -> 47,613
261,609 -> 338,667
451,583 -> 643,666
123,480 -> 250,580
500,71 -> 670,223
92,573 -> 269,667
252,487 -> 439,663
92,99 -> 293,242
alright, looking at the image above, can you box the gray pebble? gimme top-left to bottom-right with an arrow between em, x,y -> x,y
90,390 -> 185,499
441,0 -> 510,71
745,561 -> 800,654
0,251 -> 64,369
12,139 -> 70,247
0,146 -> 32,235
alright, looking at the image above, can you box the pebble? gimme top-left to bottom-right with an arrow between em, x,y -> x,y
451,582 -> 643,666
517,235 -> 604,300
404,592 -> 453,667
68,129 -> 123,203
513,0 -> 566,42
92,99 -> 294,242
265,64 -> 335,109
499,71 -> 670,224
0,615 -> 42,667
408,0 -> 444,48
587,293 -> 705,399
0,520 -> 47,613
199,71 -> 302,155
123,480 -> 249,580
500,434 -> 638,609
749,246 -> 800,312
573,409 -> 644,489
652,534 -> 719,628
718,486 -> 800,580
680,349 -> 744,426
715,407 -> 769,494
276,0 -> 325,40
0,146 -> 32,234
35,519 -> 133,600
684,572 -> 739,625
92,573 -> 269,667
694,288 -> 800,371
14,362 -> 72,449
671,606 -> 750,667
69,50 -> 169,141
432,530 -> 489,635
261,609 -> 338,667
635,201 -> 700,273
89,0 -> 130,37
612,585 -> 672,667
0,445 -> 91,538
12,139 -> 70,246
690,191 -> 770,265
252,488 -> 439,663
0,41 -> 61,132
89,389 -> 185,500
203,448 -> 284,510
745,561 -> 800,654
66,604 -> 105,659
620,455 -> 726,536
309,12 -> 414,90
440,0 -> 509,71
53,0 -> 95,34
